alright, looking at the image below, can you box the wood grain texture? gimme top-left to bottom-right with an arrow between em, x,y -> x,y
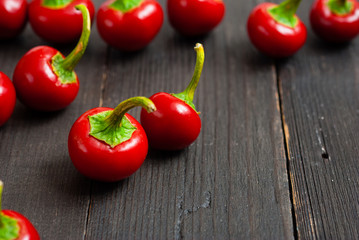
278,1 -> 359,239
0,13 -> 107,239
0,0 -> 295,239
85,0 -> 294,239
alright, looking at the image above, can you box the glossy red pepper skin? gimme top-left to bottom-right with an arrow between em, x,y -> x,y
0,0 -> 27,39
247,2 -> 307,58
68,107 -> 149,182
0,72 -> 16,126
28,0 -> 94,43
140,92 -> 201,150
1,210 -> 40,240
97,0 -> 163,51
310,0 -> 359,42
167,0 -> 225,36
13,46 -> 79,111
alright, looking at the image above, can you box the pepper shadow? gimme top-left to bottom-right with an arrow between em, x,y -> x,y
90,178 -> 129,197
308,36 -> 351,54
10,102 -> 67,127
146,147 -> 187,165
0,36 -> 24,46
41,151 -> 128,198
38,152 -> 92,198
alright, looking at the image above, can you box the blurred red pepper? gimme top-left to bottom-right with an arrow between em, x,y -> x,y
28,0 -> 94,43
310,0 -> 359,43
167,0 -> 225,36
0,72 -> 16,126
97,0 -> 163,51
0,0 -> 27,39
247,0 -> 307,58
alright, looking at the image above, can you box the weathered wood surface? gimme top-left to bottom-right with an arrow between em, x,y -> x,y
278,1 -> 359,239
0,0 -> 357,239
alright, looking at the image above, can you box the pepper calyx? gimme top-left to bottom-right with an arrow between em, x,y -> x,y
88,97 -> 156,148
52,53 -> 77,84
109,0 -> 143,13
42,0 -> 72,8
0,214 -> 20,240
267,0 -> 301,28
327,0 -> 353,15
89,111 -> 137,148
0,181 -> 20,240
171,92 -> 197,112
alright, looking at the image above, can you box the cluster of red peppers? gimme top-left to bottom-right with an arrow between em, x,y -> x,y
247,0 -> 359,58
68,43 -> 204,181
0,0 -> 213,236
1,14 -> 205,237
1,0 -> 359,237
0,0 -> 225,48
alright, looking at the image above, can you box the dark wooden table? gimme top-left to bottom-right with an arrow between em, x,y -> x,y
1,0 -> 358,239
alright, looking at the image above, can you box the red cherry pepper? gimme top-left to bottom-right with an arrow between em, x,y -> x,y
247,0 -> 307,58
97,0 -> 164,51
68,97 -> 156,182
13,4 -> 90,111
0,0 -> 27,39
310,0 -> 359,42
0,72 -> 16,127
0,181 -> 40,240
140,43 -> 204,150
167,0 -> 225,36
28,0 -> 94,43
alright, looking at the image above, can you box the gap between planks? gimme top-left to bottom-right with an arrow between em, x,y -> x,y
83,46 -> 111,240
275,62 -> 299,240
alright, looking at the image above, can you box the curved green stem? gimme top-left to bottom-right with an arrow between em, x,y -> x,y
183,43 -> 204,102
60,4 -> 91,71
105,97 -> 156,127
172,43 -> 204,111
88,97 -> 156,148
268,0 -> 302,28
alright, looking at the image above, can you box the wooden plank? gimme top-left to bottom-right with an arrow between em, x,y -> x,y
85,0 -> 294,239
279,1 -> 359,239
0,14 -> 107,239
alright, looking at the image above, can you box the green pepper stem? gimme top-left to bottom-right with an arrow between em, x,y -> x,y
0,181 -> 3,213
327,0 -> 353,14
178,43 -> 205,102
60,4 -> 91,72
0,181 -> 3,227
267,0 -> 302,28
275,0 -> 301,16
105,97 -> 156,127
42,0 -> 72,8
109,0 -> 143,12
331,0 -> 346,5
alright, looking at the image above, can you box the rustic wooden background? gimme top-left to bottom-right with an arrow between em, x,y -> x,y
0,0 -> 358,239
